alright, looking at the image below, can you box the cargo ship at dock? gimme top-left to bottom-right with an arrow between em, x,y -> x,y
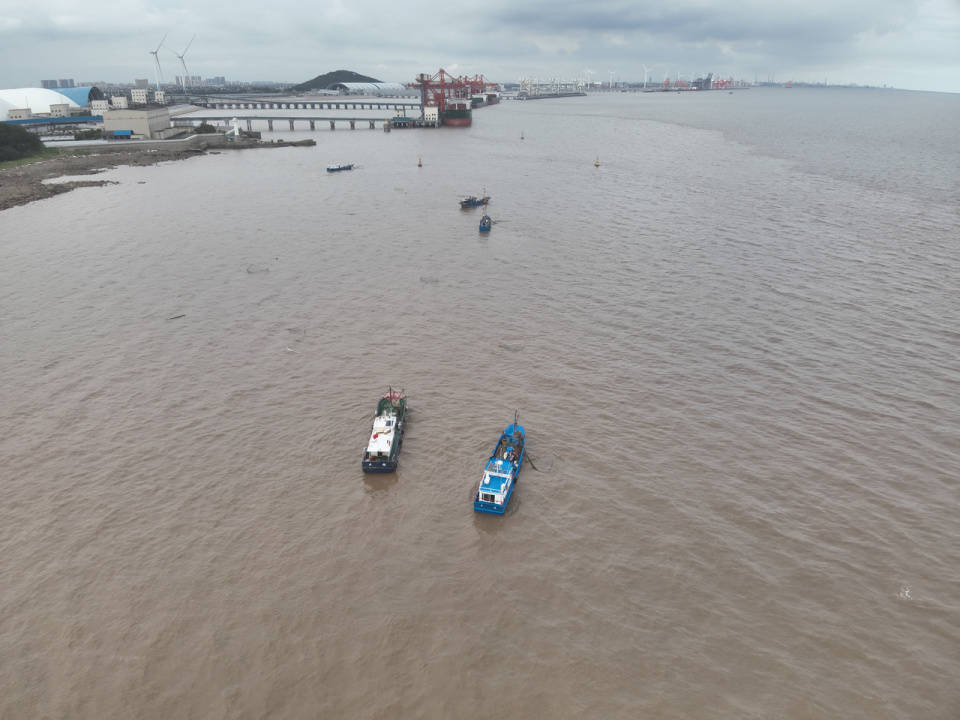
441,97 -> 472,127
408,70 -> 484,127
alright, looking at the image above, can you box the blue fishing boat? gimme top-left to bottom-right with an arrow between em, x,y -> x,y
479,214 -> 492,232
327,163 -> 354,172
460,194 -> 490,208
473,411 -> 525,515
361,389 -> 407,473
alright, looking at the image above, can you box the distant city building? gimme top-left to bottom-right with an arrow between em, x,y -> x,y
130,88 -> 148,105
153,90 -> 165,104
205,76 -> 226,86
41,79 -> 59,89
58,79 -> 75,88
135,78 -> 150,89
91,99 -> 109,115
175,75 -> 203,88
49,103 -> 70,117
110,95 -> 129,109
6,108 -> 32,120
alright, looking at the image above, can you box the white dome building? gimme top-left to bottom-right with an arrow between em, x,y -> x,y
0,86 -> 104,119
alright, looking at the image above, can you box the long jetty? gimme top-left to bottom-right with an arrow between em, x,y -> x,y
174,115 -> 421,131
198,99 -> 422,112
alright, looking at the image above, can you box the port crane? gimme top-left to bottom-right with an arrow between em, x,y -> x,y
407,69 -> 469,116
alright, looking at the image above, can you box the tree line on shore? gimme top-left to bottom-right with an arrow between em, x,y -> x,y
0,124 -> 44,162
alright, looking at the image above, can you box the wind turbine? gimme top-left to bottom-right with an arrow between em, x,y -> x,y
149,33 -> 167,89
641,64 -> 651,89
175,34 -> 195,88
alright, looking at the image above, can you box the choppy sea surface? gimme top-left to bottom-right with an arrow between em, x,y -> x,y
1,88 -> 958,719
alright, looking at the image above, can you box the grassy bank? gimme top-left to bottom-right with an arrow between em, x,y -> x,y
0,147 -> 62,171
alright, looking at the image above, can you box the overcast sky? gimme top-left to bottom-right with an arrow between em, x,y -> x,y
1,0 -> 959,92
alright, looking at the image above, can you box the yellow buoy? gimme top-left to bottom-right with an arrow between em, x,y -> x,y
594,157 -> 600,167
418,157 -> 422,167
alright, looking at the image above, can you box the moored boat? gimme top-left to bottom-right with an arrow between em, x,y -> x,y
473,412 -> 525,514
479,213 -> 492,232
361,389 -> 407,473
327,163 -> 354,172
460,193 -> 490,208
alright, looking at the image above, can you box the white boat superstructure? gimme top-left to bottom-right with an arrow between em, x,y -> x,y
366,414 -> 397,458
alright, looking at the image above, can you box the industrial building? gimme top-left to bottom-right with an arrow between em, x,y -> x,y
329,82 -> 417,97
102,107 -> 179,139
0,86 -> 104,119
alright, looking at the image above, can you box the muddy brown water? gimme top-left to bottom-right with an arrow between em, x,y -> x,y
1,89 -> 958,719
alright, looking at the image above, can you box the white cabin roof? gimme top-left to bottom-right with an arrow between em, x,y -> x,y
367,415 -> 396,453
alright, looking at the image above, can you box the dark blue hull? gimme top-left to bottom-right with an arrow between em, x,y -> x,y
362,458 -> 398,473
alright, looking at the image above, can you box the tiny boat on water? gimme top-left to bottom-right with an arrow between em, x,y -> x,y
479,214 -> 492,232
327,163 -> 354,172
473,411 -> 525,515
361,389 -> 407,473
460,194 -> 490,208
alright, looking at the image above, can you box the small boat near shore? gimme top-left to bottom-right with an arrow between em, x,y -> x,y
479,213 -> 492,232
460,194 -> 490,208
473,411 -> 525,514
327,163 -> 354,172
361,389 -> 407,473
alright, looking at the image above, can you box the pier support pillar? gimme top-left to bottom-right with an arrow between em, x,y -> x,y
267,120 -> 274,131
349,120 -> 355,130
246,119 -> 252,131
329,120 -> 335,130
369,120 -> 375,129
289,119 -> 295,131
309,120 -> 315,130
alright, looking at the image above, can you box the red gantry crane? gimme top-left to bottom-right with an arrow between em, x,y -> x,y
407,69 -> 470,116
463,74 -> 486,96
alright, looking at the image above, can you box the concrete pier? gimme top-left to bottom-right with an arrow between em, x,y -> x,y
201,99 -> 421,112
174,114 -> 427,132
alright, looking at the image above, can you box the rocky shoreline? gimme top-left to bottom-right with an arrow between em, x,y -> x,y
0,138 -> 315,213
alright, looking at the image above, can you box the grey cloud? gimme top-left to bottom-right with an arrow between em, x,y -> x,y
492,0 -> 920,44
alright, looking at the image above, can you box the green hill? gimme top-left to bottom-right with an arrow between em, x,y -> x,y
293,70 -> 383,92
